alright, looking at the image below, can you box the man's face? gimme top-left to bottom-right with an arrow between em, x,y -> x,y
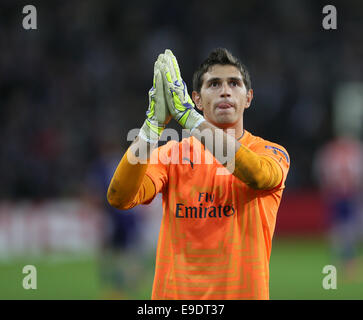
192,64 -> 253,129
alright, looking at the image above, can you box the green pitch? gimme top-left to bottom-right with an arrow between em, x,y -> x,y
0,255 -> 100,300
0,237 -> 362,299
269,236 -> 363,300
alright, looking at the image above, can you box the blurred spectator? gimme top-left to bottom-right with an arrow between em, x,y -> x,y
314,134 -> 363,278
84,140 -> 146,298
1,1 -> 363,200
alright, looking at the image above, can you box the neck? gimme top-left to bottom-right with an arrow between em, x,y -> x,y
221,120 -> 244,140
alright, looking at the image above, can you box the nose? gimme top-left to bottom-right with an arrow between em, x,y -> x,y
220,82 -> 231,97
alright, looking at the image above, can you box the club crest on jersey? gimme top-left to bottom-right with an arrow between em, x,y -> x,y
265,145 -> 289,163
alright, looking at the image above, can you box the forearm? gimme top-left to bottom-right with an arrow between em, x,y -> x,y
233,147 -> 282,190
191,121 -> 240,165
107,137 -> 157,209
191,121 -> 282,190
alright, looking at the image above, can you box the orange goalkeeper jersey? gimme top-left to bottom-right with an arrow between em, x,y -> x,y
144,130 -> 290,300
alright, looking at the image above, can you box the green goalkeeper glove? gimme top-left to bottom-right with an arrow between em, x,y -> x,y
158,49 -> 205,132
139,60 -> 172,143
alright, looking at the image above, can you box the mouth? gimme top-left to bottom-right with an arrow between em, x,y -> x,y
215,102 -> 234,111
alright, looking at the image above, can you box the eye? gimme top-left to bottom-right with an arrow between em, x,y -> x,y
210,81 -> 219,87
230,81 -> 238,87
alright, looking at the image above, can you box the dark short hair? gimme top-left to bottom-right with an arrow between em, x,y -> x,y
192,48 -> 251,93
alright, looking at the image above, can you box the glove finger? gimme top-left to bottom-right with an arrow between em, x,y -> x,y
154,68 -> 163,96
152,72 -> 156,89
163,51 -> 178,85
154,59 -> 163,77
147,63 -> 159,118
161,59 -> 185,112
156,53 -> 165,68
155,54 -> 168,84
155,60 -> 169,98
159,57 -> 173,87
154,55 -> 163,85
154,69 -> 171,123
147,85 -> 156,118
165,49 -> 182,83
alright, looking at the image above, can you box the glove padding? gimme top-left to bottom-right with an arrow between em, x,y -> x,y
158,49 -> 205,131
139,60 -> 172,143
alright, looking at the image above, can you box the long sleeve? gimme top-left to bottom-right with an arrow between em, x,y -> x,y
107,149 -> 157,210
233,144 -> 282,190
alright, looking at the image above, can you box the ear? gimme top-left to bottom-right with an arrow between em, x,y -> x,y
245,89 -> 253,109
192,91 -> 203,111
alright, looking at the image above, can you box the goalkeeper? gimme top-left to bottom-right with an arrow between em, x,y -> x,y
108,48 -> 290,300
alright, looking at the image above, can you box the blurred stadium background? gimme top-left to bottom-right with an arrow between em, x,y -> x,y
0,0 -> 362,299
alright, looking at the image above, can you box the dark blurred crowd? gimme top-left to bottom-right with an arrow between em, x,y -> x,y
1,0 -> 362,199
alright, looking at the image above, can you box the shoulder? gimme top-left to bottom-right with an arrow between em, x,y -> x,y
243,130 -> 290,164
